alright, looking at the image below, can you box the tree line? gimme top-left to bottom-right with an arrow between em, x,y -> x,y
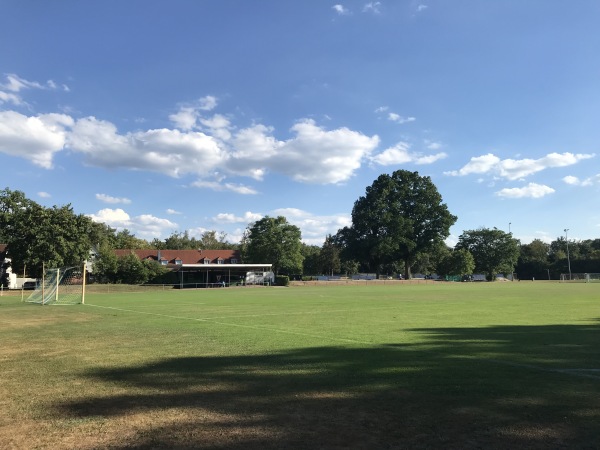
1,171 -> 598,285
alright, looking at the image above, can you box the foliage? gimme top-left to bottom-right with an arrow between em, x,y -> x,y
159,230 -> 236,250
275,275 -> 290,286
114,229 -> 152,249
341,259 -> 360,276
456,228 -> 520,280
319,235 -> 341,275
301,244 -> 322,275
113,252 -> 168,284
0,188 -> 96,277
336,170 -> 456,279
437,248 -> 475,277
243,216 -> 304,275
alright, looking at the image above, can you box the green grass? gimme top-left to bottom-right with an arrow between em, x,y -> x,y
1,282 -> 599,448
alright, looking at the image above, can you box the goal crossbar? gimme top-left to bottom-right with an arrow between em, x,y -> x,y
26,264 -> 86,305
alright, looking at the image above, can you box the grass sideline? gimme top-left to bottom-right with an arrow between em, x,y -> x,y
1,282 -> 599,449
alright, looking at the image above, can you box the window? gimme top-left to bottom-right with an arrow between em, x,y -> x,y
217,259 -> 224,265
175,259 -> 182,265
230,258 -> 238,264
160,260 -> 168,266
203,259 -> 210,264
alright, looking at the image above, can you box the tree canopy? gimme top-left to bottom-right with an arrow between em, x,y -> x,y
456,228 -> 520,280
242,216 -> 303,275
0,188 -> 96,276
336,170 -> 456,278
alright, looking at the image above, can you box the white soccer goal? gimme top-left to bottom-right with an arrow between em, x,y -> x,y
26,265 -> 86,305
559,273 -> 600,283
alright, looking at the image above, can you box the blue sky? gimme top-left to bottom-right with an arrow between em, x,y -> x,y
1,1 -> 599,246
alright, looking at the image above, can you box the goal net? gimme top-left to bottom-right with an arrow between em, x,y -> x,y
559,273 -> 600,283
26,266 -> 85,305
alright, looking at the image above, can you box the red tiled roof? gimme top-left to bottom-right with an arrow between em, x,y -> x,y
113,249 -> 241,265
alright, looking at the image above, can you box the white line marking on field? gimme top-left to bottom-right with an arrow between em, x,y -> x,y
84,303 -> 372,345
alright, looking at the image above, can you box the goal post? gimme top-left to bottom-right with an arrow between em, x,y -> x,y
26,263 -> 86,305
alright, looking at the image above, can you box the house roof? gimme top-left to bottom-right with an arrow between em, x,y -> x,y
113,249 -> 241,265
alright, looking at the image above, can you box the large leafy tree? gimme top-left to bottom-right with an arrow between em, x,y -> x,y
242,216 -> 303,275
0,188 -> 96,277
456,228 -> 520,280
437,248 -> 475,278
338,170 -> 457,279
320,234 -> 341,276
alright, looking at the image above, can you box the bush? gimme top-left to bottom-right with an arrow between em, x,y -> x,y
275,275 -> 289,286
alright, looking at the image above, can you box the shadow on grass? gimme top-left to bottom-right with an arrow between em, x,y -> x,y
55,323 -> 600,449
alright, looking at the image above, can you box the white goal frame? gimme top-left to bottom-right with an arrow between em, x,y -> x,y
559,273 -> 600,283
26,263 -> 86,305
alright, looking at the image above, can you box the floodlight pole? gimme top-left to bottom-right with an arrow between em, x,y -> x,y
509,222 -> 511,233
564,229 -> 572,281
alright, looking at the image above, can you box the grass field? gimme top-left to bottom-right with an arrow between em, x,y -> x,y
1,282 -> 599,449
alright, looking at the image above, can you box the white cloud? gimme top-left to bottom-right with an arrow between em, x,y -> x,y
0,111 -> 73,168
68,117 -> 227,177
38,191 -> 51,198
371,142 -> 446,166
0,74 -> 68,106
258,119 -> 379,184
96,193 -> 132,204
169,107 -> 198,131
271,208 -> 352,245
166,208 -> 182,215
191,180 -> 258,195
562,174 -> 600,186
446,152 -> 595,180
496,183 -> 555,199
332,4 -> 350,15
213,211 -> 263,224
363,2 -> 382,14
88,208 -> 177,239
1,97 -> 378,188
388,113 -> 416,124
198,95 -> 217,111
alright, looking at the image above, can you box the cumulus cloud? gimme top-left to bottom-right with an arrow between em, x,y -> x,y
0,111 -> 73,168
563,174 -> 600,186
388,113 -> 416,124
0,90 -> 379,188
363,2 -> 381,14
332,4 -> 350,15
169,96 -> 219,130
96,193 -> 132,204
67,116 -> 226,177
371,142 -> 447,166
446,152 -> 595,180
272,208 -> 352,245
260,119 -> 379,184
496,183 -> 555,199
88,208 -> 177,238
190,180 -> 258,195
213,211 -> 264,224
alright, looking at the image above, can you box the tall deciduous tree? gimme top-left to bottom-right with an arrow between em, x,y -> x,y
243,216 -> 303,275
338,170 -> 456,279
456,228 -> 520,280
0,188 -> 96,276
437,248 -> 475,278
320,234 -> 341,276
